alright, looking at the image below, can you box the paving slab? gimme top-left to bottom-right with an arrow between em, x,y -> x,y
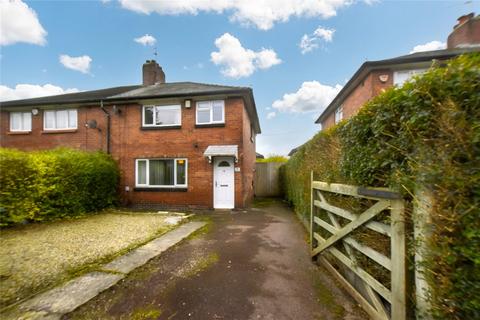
102,221 -> 206,274
20,272 -> 124,315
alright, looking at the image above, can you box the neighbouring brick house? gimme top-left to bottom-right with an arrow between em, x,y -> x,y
316,13 -> 480,130
0,60 -> 261,209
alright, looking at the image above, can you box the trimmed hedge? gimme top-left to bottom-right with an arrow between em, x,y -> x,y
282,53 -> 480,319
0,148 -> 119,226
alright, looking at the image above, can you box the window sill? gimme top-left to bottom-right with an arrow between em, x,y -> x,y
141,125 -> 181,131
42,129 -> 78,134
195,123 -> 225,129
134,187 -> 188,192
7,131 -> 31,135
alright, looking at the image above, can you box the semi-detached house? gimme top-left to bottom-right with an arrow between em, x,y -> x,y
0,60 -> 261,210
316,13 -> 480,130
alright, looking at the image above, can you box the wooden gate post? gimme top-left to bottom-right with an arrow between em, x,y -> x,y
391,199 -> 406,320
310,171 -> 314,252
413,188 -> 433,319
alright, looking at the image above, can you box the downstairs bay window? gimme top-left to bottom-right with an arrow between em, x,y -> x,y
136,158 -> 187,188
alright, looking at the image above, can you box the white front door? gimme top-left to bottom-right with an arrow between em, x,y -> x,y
213,157 -> 235,209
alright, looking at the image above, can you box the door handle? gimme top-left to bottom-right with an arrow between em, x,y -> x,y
215,181 -> 217,187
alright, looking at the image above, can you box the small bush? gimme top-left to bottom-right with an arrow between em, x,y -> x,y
0,148 -> 119,226
256,155 -> 288,163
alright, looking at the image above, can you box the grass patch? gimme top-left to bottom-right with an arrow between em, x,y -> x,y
185,217 -> 213,240
183,252 -> 219,278
0,210 -> 177,309
312,270 -> 345,319
253,197 -> 282,208
130,306 -> 162,320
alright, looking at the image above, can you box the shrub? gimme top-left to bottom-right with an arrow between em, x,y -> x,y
281,53 -> 480,319
0,148 -> 119,226
256,154 -> 288,163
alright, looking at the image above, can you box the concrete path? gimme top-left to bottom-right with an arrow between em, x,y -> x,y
63,202 -> 367,320
4,221 -> 206,320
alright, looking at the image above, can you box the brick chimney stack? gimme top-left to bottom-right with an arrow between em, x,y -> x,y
447,13 -> 480,49
142,60 -> 166,86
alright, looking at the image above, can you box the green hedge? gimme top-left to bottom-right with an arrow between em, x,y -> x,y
0,148 -> 119,226
282,53 -> 480,319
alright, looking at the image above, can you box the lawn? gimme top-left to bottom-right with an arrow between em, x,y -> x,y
0,210 -> 176,308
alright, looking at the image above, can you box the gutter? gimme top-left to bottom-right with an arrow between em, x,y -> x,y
100,100 -> 111,154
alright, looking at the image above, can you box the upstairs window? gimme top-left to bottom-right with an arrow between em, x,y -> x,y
196,100 -> 224,125
10,111 -> 32,132
136,158 -> 187,187
334,106 -> 343,124
44,109 -> 77,130
393,69 -> 427,86
143,105 -> 181,127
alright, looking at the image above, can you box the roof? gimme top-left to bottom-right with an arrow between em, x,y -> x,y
109,82 -> 251,99
203,145 -> 238,160
0,81 -> 261,133
0,85 -> 142,108
256,152 -> 264,159
315,46 -> 480,124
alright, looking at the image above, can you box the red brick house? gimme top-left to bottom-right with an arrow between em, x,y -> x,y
316,13 -> 480,130
0,60 -> 261,209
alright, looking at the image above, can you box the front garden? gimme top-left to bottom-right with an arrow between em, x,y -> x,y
0,211 -> 175,308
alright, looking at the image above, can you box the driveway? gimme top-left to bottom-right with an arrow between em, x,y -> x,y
64,201 -> 366,320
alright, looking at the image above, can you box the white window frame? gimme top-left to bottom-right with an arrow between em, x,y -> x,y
195,100 -> 225,125
334,105 -> 343,124
135,158 -> 188,188
10,111 -> 32,132
43,109 -> 77,130
393,69 -> 427,86
142,104 -> 182,127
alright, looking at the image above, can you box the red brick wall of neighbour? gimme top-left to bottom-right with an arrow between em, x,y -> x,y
447,16 -> 480,49
321,70 -> 393,130
0,97 -> 256,209
0,107 -> 106,151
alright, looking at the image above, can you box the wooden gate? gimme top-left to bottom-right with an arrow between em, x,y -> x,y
310,174 -> 406,320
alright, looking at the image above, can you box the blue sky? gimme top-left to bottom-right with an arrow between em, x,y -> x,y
1,0 -> 478,155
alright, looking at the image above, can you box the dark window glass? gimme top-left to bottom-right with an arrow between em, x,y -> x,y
176,160 -> 186,185
149,160 -> 174,185
144,106 -> 154,125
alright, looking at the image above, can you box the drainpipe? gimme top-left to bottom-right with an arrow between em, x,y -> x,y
100,100 -> 111,154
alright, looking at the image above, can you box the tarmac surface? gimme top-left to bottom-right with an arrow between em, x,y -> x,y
64,201 -> 367,320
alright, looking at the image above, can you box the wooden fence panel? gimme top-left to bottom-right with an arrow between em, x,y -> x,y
254,162 -> 283,197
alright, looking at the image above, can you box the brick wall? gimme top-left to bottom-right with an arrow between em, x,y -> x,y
0,106 -> 106,152
447,15 -> 480,49
321,69 -> 393,130
0,97 -> 256,209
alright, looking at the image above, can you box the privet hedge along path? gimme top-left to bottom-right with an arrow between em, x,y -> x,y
282,53 -> 479,319
0,148 -> 119,227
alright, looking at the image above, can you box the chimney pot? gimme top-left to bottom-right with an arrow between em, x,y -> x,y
142,60 -> 165,85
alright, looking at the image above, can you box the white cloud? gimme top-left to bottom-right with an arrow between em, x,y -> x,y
266,111 -> 276,119
134,34 -> 156,46
0,84 -> 79,102
118,0 -> 354,30
272,81 -> 342,114
299,26 -> 335,54
410,40 -> 446,54
59,54 -> 92,74
211,33 -> 281,78
0,0 -> 47,46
